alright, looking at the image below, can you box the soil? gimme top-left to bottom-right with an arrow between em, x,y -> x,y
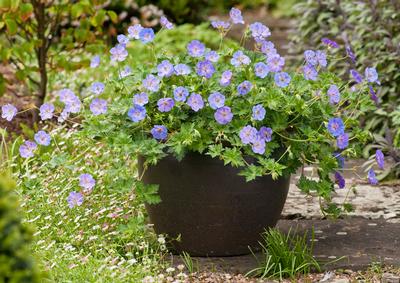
0,64 -> 35,137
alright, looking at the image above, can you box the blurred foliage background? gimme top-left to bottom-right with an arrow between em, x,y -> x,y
290,0 -> 400,178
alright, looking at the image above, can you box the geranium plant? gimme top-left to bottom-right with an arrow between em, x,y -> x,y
1,8 -> 384,217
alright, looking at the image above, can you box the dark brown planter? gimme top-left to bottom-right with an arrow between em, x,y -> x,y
138,152 -> 290,256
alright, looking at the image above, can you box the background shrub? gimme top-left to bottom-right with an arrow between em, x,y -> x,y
290,0 -> 400,178
0,174 -> 41,283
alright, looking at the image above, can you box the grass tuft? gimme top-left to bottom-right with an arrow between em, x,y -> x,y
246,227 -> 321,280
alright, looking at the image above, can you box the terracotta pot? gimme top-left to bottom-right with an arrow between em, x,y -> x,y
138,152 -> 290,256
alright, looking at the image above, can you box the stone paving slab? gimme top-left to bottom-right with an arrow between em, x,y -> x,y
172,218 -> 400,274
283,161 -> 400,221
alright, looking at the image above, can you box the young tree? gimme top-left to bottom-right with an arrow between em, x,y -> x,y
0,0 -> 117,120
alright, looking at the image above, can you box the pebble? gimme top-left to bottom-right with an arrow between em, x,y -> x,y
382,273 -> 400,283
336,231 -> 348,235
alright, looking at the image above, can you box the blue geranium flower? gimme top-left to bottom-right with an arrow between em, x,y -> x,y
174,64 -> 191,75
205,51 -> 219,62
110,44 -> 128,62
211,20 -> 231,32
173,87 -> 189,102
151,125 -> 168,140
229,7 -> 244,24
157,60 -> 174,78
187,40 -> 205,57
231,51 -> 250,67
258,126 -> 272,142
350,69 -> 363,84
267,55 -> 285,72
376,149 -> 384,169
214,106 -> 233,125
252,104 -> 266,121
120,66 -> 132,78
220,70 -> 233,87
34,130 -> 51,146
369,86 -> 379,105
157,98 -> 175,112
365,67 -> 378,83
368,169 -> 378,185
327,117 -> 345,137
128,24 -> 143,39
133,92 -> 149,106
334,172 -> 345,189
117,34 -> 129,44
19,140 -> 37,158
196,60 -> 215,79
187,93 -> 204,112
1,104 -> 17,121
260,40 -> 277,57
304,50 -> 317,66
128,105 -> 146,122
90,82 -> 105,95
67,191 -> 84,208
39,103 -> 54,120
254,62 -> 269,78
251,136 -> 266,154
208,92 -> 225,109
237,80 -> 253,95
249,22 -> 271,41
303,64 -> 318,81
142,74 -> 160,92
274,72 -> 291,88
58,89 -> 81,114
321,38 -> 339,48
138,28 -> 155,43
90,98 -> 108,115
327,84 -> 340,104
316,50 -> 327,67
79,173 -> 96,191
160,16 -> 174,29
336,133 -> 349,149
239,125 -> 257,144
346,45 -> 356,63
90,55 -> 100,68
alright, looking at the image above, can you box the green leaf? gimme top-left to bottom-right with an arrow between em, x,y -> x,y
207,144 -> 223,158
135,182 -> 161,204
4,18 -> 17,35
107,10 -> 118,23
91,10 -> 106,27
297,175 -> 332,199
239,165 -> 264,182
222,147 -> 244,167
0,74 -> 5,95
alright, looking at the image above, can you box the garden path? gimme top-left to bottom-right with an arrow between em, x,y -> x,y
173,163 -> 400,282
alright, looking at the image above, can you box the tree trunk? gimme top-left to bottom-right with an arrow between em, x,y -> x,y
32,1 -> 48,122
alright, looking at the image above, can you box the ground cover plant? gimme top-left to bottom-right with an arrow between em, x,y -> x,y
1,126 -> 171,282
